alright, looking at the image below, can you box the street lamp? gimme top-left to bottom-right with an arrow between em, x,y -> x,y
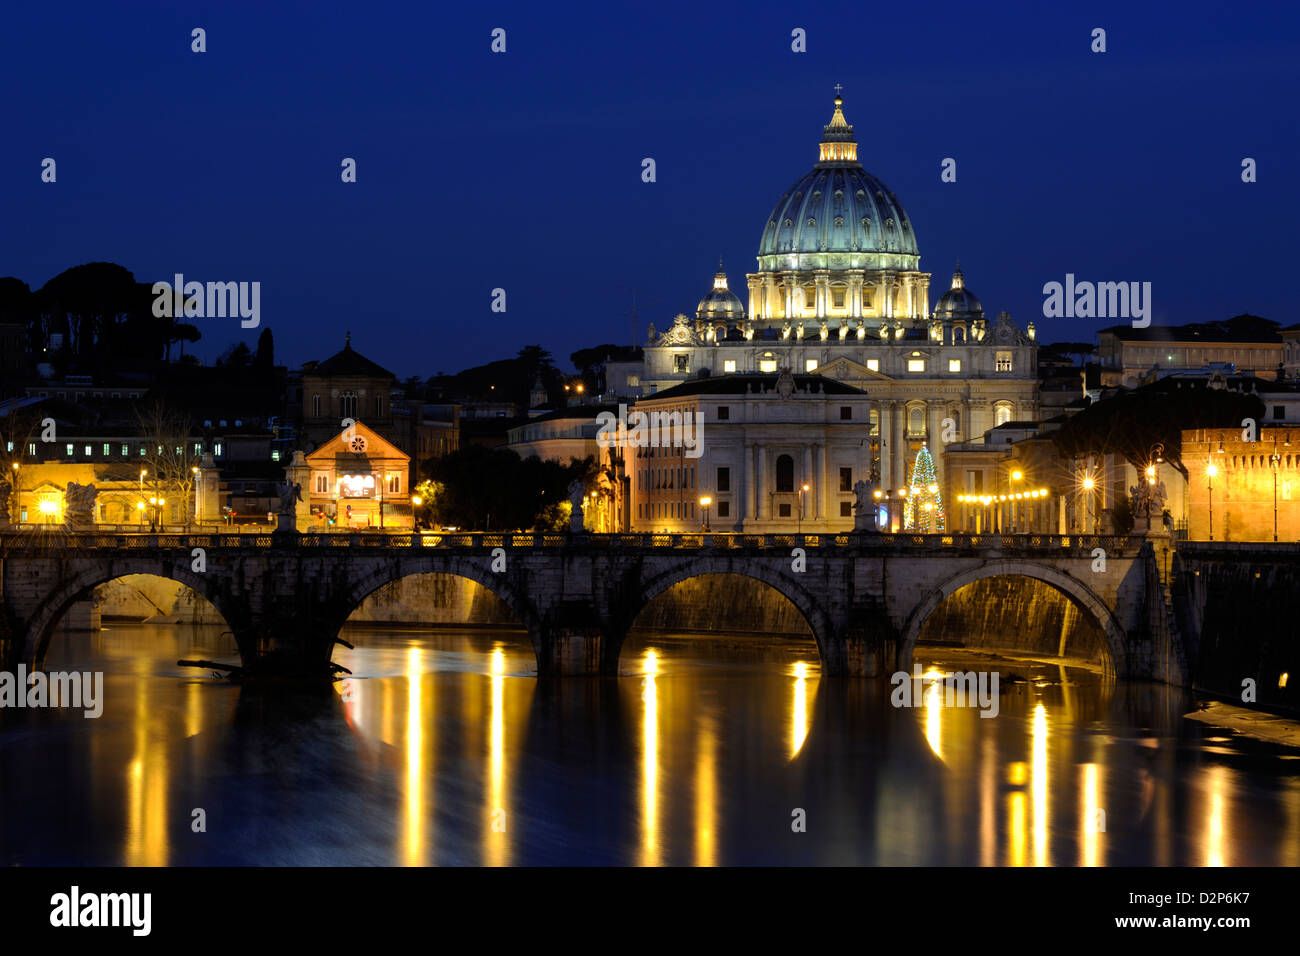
1207,462 -> 1218,541
799,483 -> 809,533
1270,439 -> 1281,542
1009,469 -> 1023,532
699,495 -> 711,532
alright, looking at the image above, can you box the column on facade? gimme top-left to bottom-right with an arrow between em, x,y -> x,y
849,272 -> 862,319
802,445 -> 814,524
757,443 -> 768,520
892,402 -> 906,492
763,275 -> 777,321
744,439 -> 755,526
818,442 -> 829,521
747,276 -> 760,320
877,400 -> 891,494
927,402 -> 946,502
782,276 -> 795,321
814,272 -> 829,319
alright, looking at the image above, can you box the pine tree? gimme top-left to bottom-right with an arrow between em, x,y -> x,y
903,446 -> 945,532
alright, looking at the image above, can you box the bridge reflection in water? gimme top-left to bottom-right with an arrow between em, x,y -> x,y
1,624 -> 1296,866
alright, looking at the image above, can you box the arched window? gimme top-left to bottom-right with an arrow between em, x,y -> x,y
340,391 -> 357,419
995,403 -> 1013,427
908,405 -> 925,436
776,454 -> 795,492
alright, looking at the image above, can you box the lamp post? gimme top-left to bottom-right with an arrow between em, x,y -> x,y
1010,470 -> 1023,532
1270,439 -> 1281,542
10,462 -> 19,524
1207,462 -> 1218,541
699,495 -> 711,532
799,483 -> 809,533
1081,475 -> 1096,534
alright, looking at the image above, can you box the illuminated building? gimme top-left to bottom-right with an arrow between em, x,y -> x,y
640,92 -> 1039,496
304,421 -> 413,529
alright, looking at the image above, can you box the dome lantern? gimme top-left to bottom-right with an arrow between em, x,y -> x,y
818,86 -> 858,165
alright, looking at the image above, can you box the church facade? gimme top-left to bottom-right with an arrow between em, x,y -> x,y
639,93 -> 1040,506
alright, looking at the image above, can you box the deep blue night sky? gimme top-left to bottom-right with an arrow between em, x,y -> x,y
2,1 -> 1297,377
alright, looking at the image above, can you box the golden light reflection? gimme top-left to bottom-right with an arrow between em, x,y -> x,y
1007,789 -> 1026,867
791,661 -> 810,758
1032,703 -> 1049,867
641,649 -> 660,866
404,647 -> 425,866
125,672 -> 168,866
485,646 -> 507,866
1206,765 -> 1226,867
923,669 -> 943,761
695,713 -> 717,867
980,735 -> 995,866
185,677 -> 201,739
1080,762 -> 1104,867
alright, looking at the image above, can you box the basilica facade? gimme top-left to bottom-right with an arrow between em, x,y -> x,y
639,93 -> 1039,512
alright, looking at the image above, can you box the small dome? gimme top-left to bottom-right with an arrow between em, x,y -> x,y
696,264 -> 746,324
933,266 -> 984,320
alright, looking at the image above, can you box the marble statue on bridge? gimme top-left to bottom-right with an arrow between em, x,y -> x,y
275,481 -> 303,534
568,480 -> 586,533
63,482 -> 97,531
851,476 -> 879,532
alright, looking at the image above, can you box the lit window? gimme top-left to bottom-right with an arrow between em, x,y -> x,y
759,353 -> 777,373
121,444 -> 128,456
673,355 -> 689,373
214,442 -> 224,456
996,351 -> 1013,372
271,450 -> 281,462
627,374 -> 640,387
995,405 -> 1012,426
806,359 -> 819,372
723,360 -> 736,373
948,359 -> 962,373
907,359 -> 925,373
83,444 -> 93,456
387,473 -> 401,494
66,443 -> 74,456
832,289 -> 845,308
102,443 -> 110,456
866,359 -> 879,372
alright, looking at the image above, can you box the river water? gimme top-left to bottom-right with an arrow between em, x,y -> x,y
1,623 -> 1297,866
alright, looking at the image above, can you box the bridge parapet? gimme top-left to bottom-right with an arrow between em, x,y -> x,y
0,530 -> 1144,558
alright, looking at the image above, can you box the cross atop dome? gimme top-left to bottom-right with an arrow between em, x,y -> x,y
819,89 -> 857,164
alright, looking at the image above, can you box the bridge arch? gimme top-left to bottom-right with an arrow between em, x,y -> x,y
898,560 -> 1128,676
24,560 -> 238,666
612,558 -> 835,670
336,555 -> 545,666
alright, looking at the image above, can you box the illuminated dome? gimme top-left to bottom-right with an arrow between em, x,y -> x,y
696,263 -> 746,324
932,266 -> 983,319
756,94 -> 920,268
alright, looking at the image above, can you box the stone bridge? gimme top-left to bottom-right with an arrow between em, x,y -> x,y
0,530 -> 1186,683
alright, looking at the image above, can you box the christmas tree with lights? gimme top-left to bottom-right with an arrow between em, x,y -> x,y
903,446 -> 945,532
